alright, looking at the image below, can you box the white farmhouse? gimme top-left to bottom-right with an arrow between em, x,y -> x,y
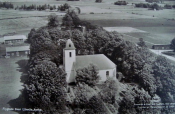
63,39 -> 117,83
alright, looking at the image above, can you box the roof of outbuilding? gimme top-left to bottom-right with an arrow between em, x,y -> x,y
64,39 -> 76,50
4,35 -> 27,41
75,54 -> 116,70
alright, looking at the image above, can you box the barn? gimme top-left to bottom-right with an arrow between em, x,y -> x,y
6,45 -> 30,57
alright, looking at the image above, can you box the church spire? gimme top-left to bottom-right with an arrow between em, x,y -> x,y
64,39 -> 76,50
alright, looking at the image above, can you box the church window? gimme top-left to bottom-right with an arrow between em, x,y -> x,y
69,52 -> 72,57
69,44 -> 71,47
106,71 -> 109,76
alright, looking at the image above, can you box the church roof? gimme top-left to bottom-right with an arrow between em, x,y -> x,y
64,39 -> 76,50
76,54 -> 116,70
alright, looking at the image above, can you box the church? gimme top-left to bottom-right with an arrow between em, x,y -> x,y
63,39 -> 117,83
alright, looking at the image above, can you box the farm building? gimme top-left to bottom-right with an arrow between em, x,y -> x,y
152,44 -> 171,50
3,35 -> 27,44
63,39 -> 117,83
6,45 -> 30,57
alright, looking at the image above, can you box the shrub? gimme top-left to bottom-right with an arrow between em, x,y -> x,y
95,0 -> 102,3
164,4 -> 172,9
90,12 -> 94,14
59,3 -> 70,11
114,1 -> 128,5
172,5 -> 175,9
150,3 -> 161,10
135,3 -> 162,10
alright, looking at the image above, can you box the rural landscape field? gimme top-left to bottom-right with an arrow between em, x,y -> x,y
0,0 -> 175,44
0,0 -> 175,113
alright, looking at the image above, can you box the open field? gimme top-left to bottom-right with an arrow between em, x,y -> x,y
0,10 -> 65,19
104,27 -> 147,33
0,0 -> 175,45
0,10 -> 65,37
0,57 -> 28,114
88,18 -> 175,45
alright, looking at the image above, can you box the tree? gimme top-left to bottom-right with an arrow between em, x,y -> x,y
30,29 -> 57,55
114,1 -> 128,5
153,56 -> 175,102
59,3 -> 70,11
73,85 -> 89,109
71,29 -> 86,54
100,78 -> 119,104
85,29 -> 110,54
75,7 -> 81,14
68,10 -> 81,27
85,96 -> 107,114
50,6 -> 53,10
62,14 -> 73,29
63,3 -> 70,9
137,38 -> 147,47
95,0 -> 102,3
28,50 -> 61,68
24,60 -> 67,113
48,13 -> 59,27
76,64 -> 100,87
28,28 -> 36,43
171,37 -> 175,52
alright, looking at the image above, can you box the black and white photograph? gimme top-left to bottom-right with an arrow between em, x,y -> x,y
0,0 -> 175,113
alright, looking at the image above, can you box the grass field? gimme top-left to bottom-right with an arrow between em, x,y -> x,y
0,0 -> 174,42
88,18 -> 175,45
0,0 -> 174,33
0,57 -> 28,114
0,9 -> 65,37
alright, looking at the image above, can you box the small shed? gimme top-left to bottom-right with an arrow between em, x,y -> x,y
152,44 -> 171,50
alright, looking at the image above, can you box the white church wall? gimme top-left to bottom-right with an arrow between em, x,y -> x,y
64,49 -> 76,83
98,68 -> 116,82
64,50 -> 76,72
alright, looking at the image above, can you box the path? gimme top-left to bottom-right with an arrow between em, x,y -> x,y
150,49 -> 175,62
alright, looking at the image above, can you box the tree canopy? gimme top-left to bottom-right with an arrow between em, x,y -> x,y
171,37 -> 175,52
48,13 -> 59,27
25,12 -> 175,113
76,64 -> 99,87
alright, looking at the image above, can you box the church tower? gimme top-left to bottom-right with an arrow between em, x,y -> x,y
63,39 -> 76,83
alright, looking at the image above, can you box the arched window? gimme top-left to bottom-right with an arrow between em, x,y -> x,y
106,71 -> 109,76
69,44 -> 71,47
69,52 -> 72,57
